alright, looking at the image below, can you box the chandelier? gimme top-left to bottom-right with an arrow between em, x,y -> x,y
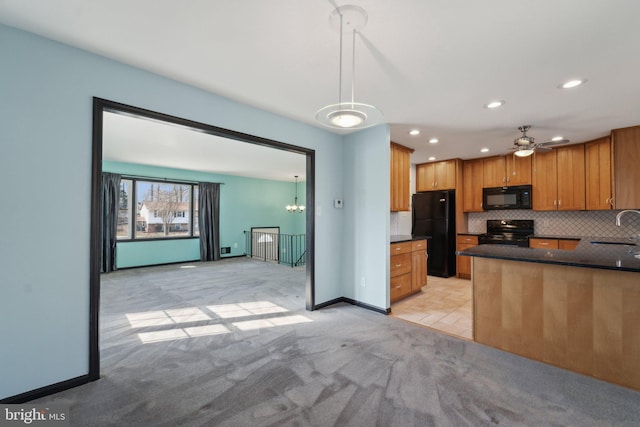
286,176 -> 305,213
315,5 -> 383,130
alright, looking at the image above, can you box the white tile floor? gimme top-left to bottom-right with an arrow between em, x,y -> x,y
390,276 -> 473,340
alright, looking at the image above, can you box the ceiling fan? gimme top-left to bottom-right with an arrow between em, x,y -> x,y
511,125 -> 570,157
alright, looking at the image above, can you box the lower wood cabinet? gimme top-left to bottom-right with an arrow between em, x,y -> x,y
529,238 -> 580,250
390,239 -> 427,303
456,235 -> 478,279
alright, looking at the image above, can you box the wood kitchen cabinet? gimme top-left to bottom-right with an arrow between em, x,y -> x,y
390,142 -> 414,212
529,238 -> 580,250
532,144 -> 585,211
390,239 -> 427,303
456,235 -> 478,279
611,126 -> 640,209
416,160 -> 456,192
462,159 -> 484,212
411,240 -> 427,292
483,155 -> 532,188
585,136 -> 613,210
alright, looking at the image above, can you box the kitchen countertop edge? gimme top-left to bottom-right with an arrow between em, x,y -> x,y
458,238 -> 640,273
390,235 -> 432,244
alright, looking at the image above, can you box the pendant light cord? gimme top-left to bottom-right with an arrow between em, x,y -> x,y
351,28 -> 356,108
337,11 -> 359,109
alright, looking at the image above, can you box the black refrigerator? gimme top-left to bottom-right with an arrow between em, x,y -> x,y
412,190 -> 456,278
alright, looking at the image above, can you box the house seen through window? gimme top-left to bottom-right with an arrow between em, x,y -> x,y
117,178 -> 199,240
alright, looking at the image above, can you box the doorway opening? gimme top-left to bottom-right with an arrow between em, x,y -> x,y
90,97 -> 316,381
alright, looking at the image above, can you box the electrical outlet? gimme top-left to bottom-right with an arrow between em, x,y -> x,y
334,199 -> 343,208
360,276 -> 366,287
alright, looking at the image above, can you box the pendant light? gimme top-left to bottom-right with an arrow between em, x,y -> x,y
286,176 -> 305,213
316,5 -> 383,130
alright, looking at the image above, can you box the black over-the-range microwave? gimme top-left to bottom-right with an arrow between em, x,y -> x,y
482,185 -> 532,210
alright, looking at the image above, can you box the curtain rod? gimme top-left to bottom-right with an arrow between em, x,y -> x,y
118,174 -> 224,185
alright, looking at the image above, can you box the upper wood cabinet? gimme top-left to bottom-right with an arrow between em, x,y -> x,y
505,155 -> 532,186
585,136 -> 613,210
532,150 -> 558,210
532,144 -> 585,211
416,160 -> 457,192
482,155 -> 532,188
462,159 -> 484,212
611,126 -> 640,209
556,144 -> 586,210
390,142 -> 414,211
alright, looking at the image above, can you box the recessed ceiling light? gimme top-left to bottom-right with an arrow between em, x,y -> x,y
551,136 -> 564,141
428,156 -> 436,161
429,138 -> 439,144
409,129 -> 420,136
481,148 -> 490,153
484,100 -> 505,109
559,79 -> 586,89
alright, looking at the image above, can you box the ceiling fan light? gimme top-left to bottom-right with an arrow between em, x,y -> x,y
514,149 -> 534,157
327,109 -> 367,128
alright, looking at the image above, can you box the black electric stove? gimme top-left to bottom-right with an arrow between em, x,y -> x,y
478,219 -> 534,248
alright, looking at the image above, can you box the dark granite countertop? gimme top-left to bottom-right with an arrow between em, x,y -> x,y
457,232 -> 483,237
390,235 -> 432,244
458,237 -> 640,272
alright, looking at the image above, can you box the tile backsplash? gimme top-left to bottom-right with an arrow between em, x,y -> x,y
468,210 -> 640,238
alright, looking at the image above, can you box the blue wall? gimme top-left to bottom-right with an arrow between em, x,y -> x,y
0,23 -> 389,400
103,161 -> 306,268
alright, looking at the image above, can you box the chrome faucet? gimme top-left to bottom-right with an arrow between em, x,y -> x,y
615,210 -> 640,226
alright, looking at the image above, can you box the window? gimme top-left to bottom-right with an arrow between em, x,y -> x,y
116,177 -> 200,241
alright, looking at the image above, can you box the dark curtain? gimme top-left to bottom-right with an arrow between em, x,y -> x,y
199,182 -> 220,261
101,172 -> 121,273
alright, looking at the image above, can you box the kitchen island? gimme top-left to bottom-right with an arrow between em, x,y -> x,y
458,238 -> 640,391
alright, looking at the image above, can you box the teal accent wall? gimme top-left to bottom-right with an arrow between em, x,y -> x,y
103,161 -> 306,268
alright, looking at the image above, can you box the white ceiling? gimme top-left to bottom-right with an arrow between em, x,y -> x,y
103,112 -> 307,181
3,0 -> 640,173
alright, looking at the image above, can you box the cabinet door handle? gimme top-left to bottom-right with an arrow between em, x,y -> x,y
539,242 -> 549,246
605,197 -> 610,204
395,264 -> 402,267
395,247 -> 401,251
395,285 -> 401,289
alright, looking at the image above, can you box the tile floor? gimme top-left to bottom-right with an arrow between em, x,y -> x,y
390,275 -> 473,340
